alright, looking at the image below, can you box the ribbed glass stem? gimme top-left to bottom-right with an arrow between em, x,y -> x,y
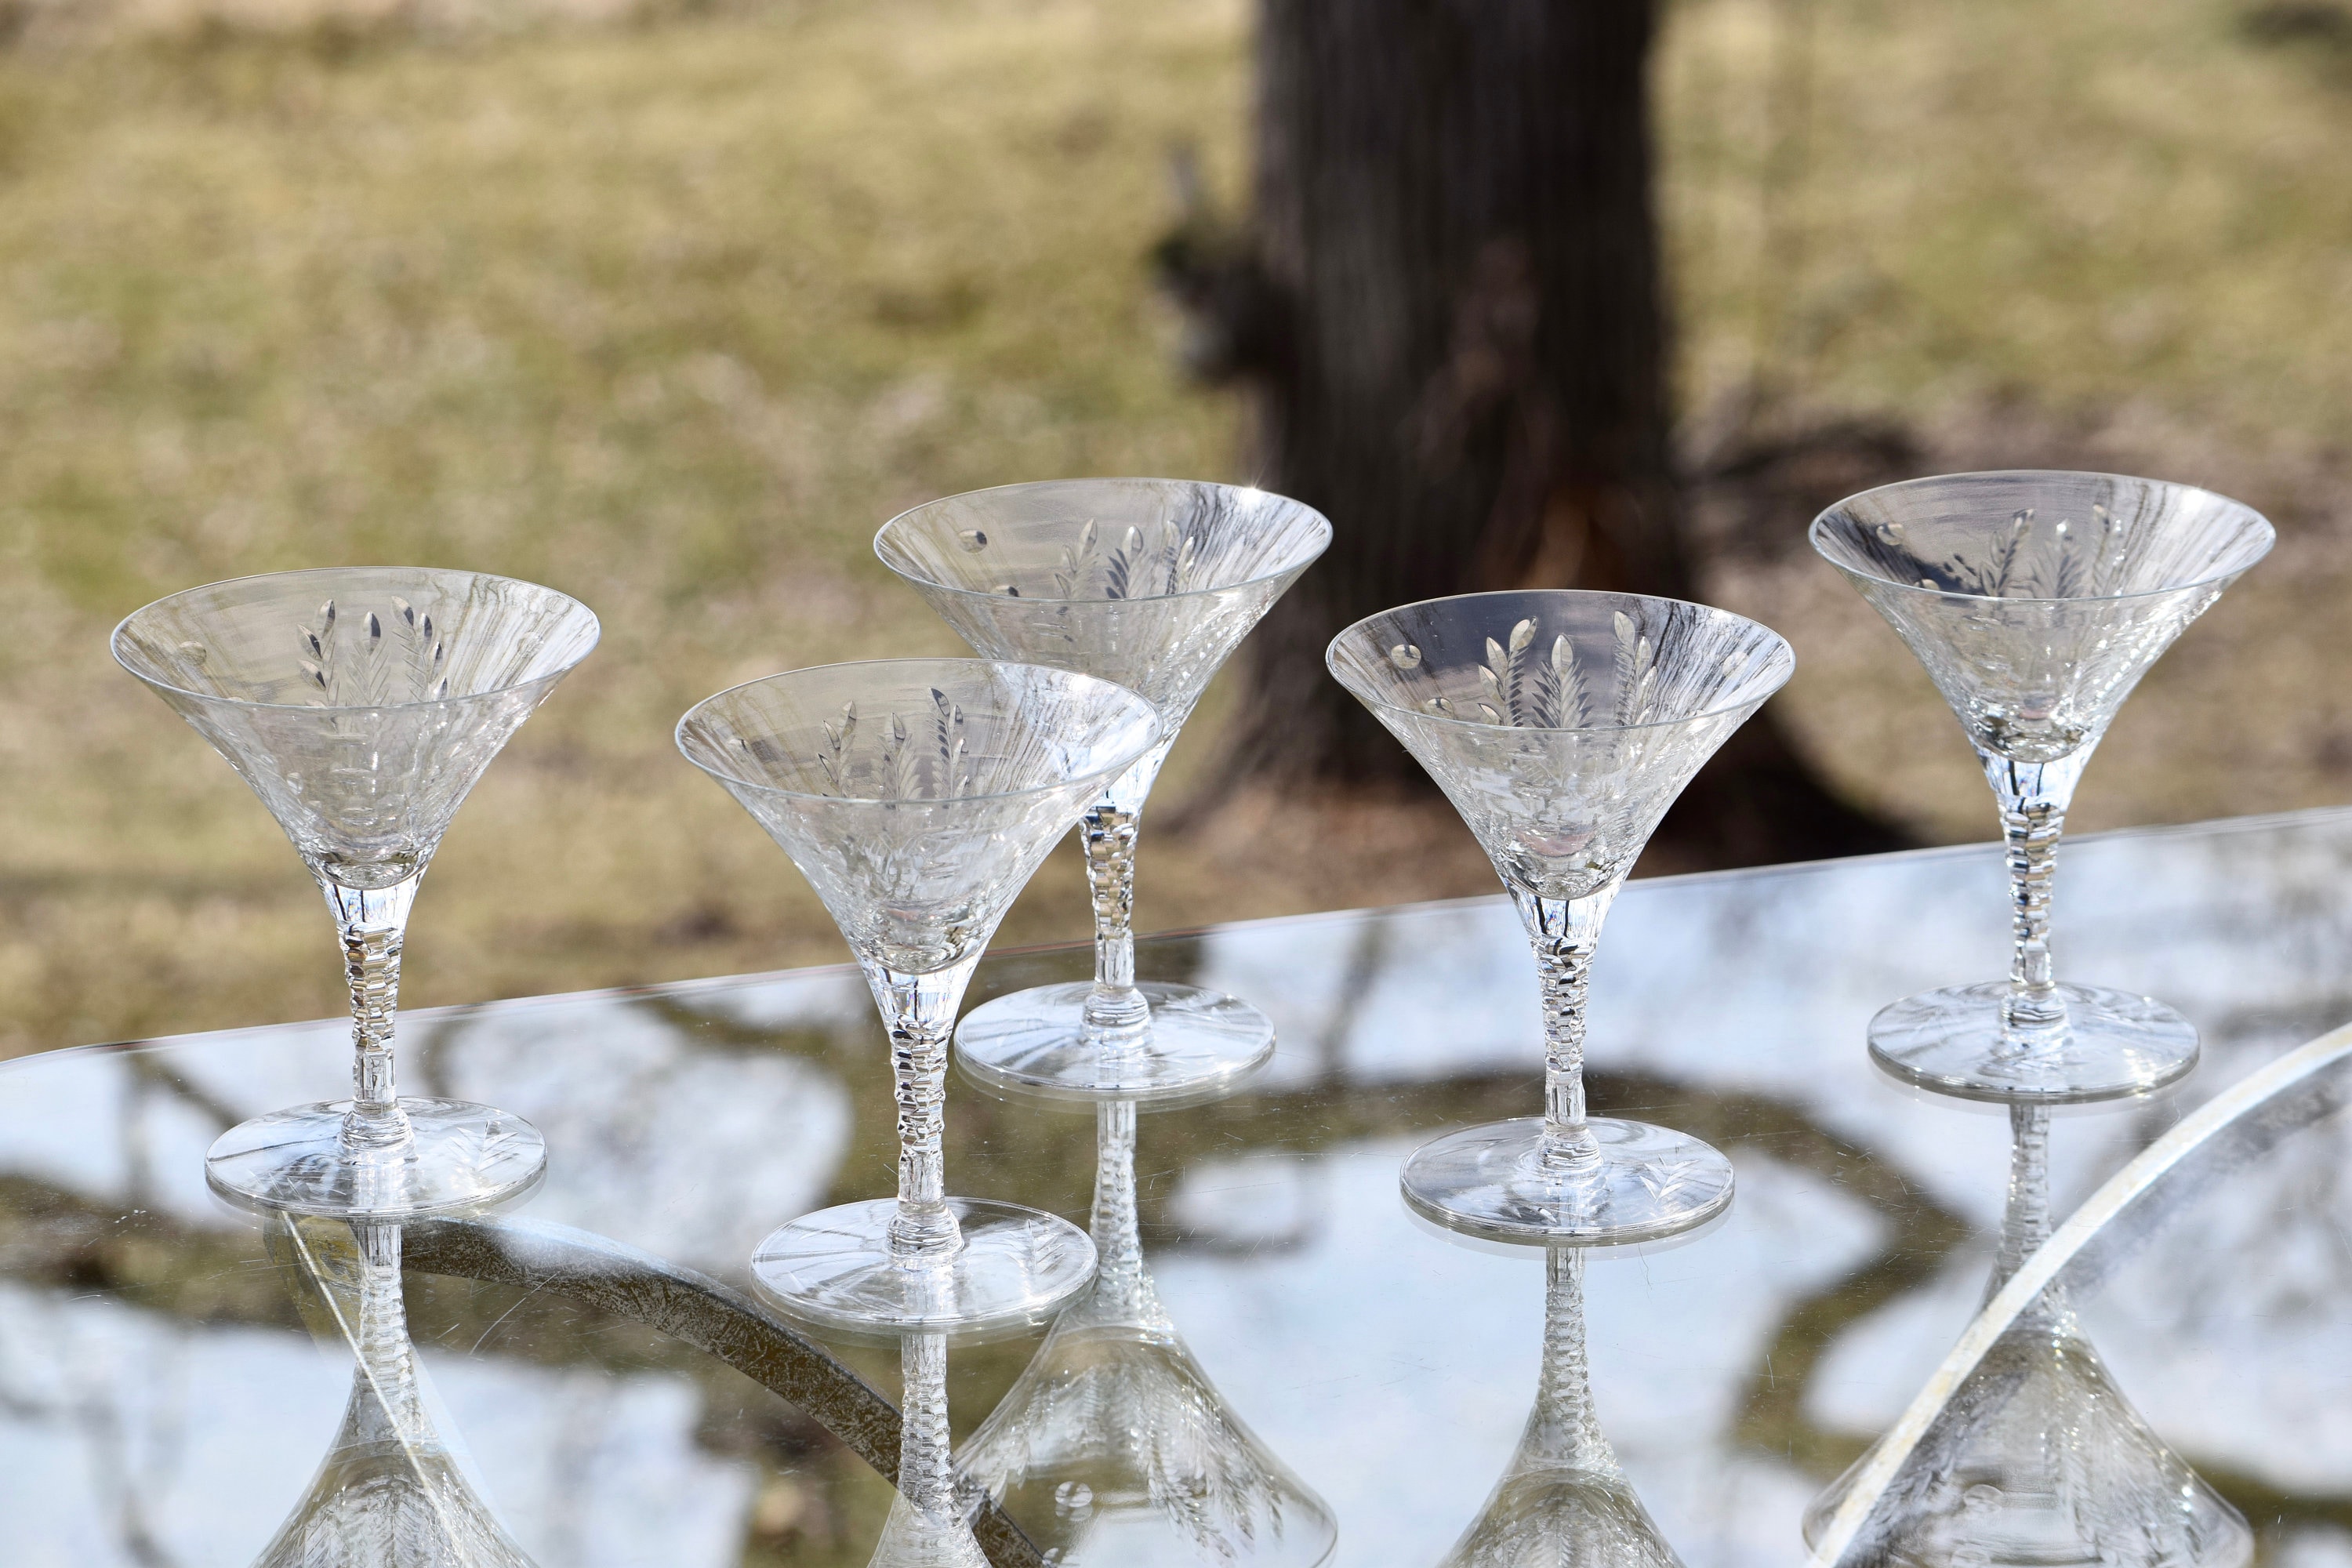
897,1330 -> 956,1518
1516,887 -> 1618,1174
323,873 -> 422,1150
869,955 -> 981,1258
1987,1103 -> 2063,1330
1525,1246 -> 1615,1471
1090,1099 -> 1146,1316
350,1221 -> 426,1437
1080,798 -> 1150,1044
1980,750 -> 2089,1032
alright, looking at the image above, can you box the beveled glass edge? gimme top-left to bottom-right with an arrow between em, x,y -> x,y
1802,1013 -> 2352,1568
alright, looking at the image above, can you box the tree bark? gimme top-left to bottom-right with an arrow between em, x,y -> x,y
1165,0 -> 1907,865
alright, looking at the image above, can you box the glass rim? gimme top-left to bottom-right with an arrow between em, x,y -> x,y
873,477 -> 1334,606
674,655 -> 1163,807
1808,468 -> 2277,605
1326,588 -> 1795,737
110,565 -> 601,715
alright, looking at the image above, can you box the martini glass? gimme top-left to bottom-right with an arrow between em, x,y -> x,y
676,659 -> 1160,1336
874,479 -> 1330,1105
1802,1105 -> 2252,1568
1812,471 -> 2274,1102
260,1217 -> 538,1567
1436,1246 -> 1683,1568
113,568 -> 599,1218
956,1098 -> 1338,1566
1327,590 -> 1791,1243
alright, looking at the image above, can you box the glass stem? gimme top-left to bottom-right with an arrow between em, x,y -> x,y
1988,1102 -> 2063,1333
1080,797 -> 1151,1047
1981,750 -> 2089,1033
1519,887 -> 1619,1175
895,1330 -> 956,1521
869,955 -> 982,1260
1090,1099 -> 1149,1319
350,1220 -> 426,1437
323,873 -> 423,1151
1523,1245 -> 1617,1472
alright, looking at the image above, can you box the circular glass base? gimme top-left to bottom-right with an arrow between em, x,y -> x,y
1399,1116 -> 1736,1246
954,981 -> 1276,1106
1867,980 -> 2199,1104
750,1197 -> 1098,1340
205,1098 -> 547,1218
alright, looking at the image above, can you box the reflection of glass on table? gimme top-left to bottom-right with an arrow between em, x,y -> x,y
3,809 -> 2352,1564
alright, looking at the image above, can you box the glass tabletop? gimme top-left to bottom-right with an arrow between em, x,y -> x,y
6,806 -> 2352,1568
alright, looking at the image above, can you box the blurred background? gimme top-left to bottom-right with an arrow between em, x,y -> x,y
1,0 -> 2349,1058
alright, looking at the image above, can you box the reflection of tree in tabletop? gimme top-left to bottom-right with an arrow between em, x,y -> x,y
957,1100 -> 1337,1566
1804,1107 -> 2250,1568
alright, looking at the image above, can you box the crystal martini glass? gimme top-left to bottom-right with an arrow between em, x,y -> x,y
113,568 -> 599,1218
676,659 -> 1160,1336
875,479 -> 1330,1106
1328,590 -> 1792,1243
1812,471 -> 2273,1102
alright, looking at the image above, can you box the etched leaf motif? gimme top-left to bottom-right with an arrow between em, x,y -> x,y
1053,518 -> 1102,598
289,597 -> 451,707
1610,612 -> 1656,726
930,688 -> 972,797
817,702 -> 856,793
1552,634 -> 1589,727
1504,616 -> 1562,727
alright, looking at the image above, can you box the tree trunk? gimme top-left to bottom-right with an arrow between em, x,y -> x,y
1167,0 -> 1907,866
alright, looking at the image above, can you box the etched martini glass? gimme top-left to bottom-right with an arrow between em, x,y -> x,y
113,568 -> 599,1218
875,479 -> 1330,1105
1328,590 -> 1791,1243
1812,471 -> 2273,1102
676,659 -> 1160,1335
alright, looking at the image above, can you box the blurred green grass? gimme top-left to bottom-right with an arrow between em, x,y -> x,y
1,0 -> 2350,1058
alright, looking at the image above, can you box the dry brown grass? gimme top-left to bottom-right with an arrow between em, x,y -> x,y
0,0 -> 2348,1059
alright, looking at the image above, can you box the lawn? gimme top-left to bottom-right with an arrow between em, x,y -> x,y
1,0 -> 2349,1057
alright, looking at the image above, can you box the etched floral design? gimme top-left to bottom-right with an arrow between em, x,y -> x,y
1814,473 -> 2273,763
293,596 -> 452,707
1033,514 -> 1208,601
732,690 -> 981,803
875,478 -> 1330,723
114,570 -> 600,890
1377,607 -> 1789,738
677,661 -> 1160,975
1330,593 -> 1792,900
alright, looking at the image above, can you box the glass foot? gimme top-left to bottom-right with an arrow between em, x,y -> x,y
205,1098 -> 547,1218
1399,1116 -> 1735,1246
1867,980 -> 2198,1104
953,981 -> 1276,1105
750,1197 -> 1097,1340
